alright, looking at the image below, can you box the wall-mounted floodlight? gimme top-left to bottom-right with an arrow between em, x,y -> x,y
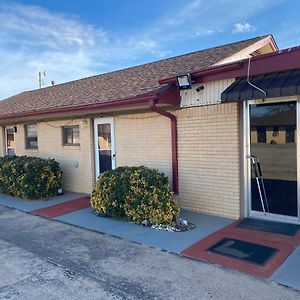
176,73 -> 192,90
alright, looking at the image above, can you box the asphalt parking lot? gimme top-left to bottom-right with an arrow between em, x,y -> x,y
0,205 -> 299,300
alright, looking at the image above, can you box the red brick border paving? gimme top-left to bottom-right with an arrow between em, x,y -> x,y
181,220 -> 300,278
31,196 -> 90,218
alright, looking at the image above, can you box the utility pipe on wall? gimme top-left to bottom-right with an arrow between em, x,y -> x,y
149,99 -> 179,195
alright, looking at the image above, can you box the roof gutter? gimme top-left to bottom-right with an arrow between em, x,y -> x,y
159,45 -> 300,86
149,99 -> 179,195
0,86 -> 180,123
159,62 -> 242,85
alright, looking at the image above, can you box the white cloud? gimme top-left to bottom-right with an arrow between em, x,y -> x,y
196,29 -> 216,36
137,0 -> 280,47
0,3 -> 110,98
0,2 -> 178,99
273,21 -> 300,49
150,49 -> 172,58
233,22 -> 256,33
0,0 -> 281,99
0,3 -> 107,48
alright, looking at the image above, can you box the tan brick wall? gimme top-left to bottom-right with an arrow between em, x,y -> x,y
176,103 -> 240,218
114,105 -> 240,219
13,119 -> 95,194
0,103 -> 240,218
114,113 -> 173,186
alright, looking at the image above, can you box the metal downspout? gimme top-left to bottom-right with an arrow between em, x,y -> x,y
149,99 -> 179,195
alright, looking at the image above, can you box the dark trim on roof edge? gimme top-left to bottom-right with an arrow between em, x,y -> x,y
0,86 -> 180,123
159,63 -> 242,85
160,45 -> 300,85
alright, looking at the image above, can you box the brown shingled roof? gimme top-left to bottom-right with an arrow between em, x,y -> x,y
0,36 -> 269,119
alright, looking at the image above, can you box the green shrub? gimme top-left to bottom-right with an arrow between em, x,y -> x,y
0,156 -> 62,200
90,166 -> 180,225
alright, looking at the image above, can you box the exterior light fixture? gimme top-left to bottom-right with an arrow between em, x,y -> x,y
176,73 -> 192,90
195,85 -> 205,92
13,126 -> 17,133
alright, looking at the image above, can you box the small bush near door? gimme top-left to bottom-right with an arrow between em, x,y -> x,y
0,156 -> 62,200
91,166 -> 180,225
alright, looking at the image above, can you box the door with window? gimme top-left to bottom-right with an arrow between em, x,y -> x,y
5,126 -> 16,156
247,100 -> 299,223
94,118 -> 116,178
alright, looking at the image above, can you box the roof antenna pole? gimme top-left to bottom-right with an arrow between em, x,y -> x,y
38,70 -> 46,89
247,57 -> 266,98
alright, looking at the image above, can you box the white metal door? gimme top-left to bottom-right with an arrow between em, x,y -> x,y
94,118 -> 116,178
5,126 -> 16,156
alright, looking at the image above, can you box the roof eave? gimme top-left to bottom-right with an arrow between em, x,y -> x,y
214,35 -> 278,66
0,86 -> 180,124
159,62 -> 242,85
159,45 -> 300,85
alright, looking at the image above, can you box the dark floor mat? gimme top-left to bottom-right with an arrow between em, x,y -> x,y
238,218 -> 300,236
208,238 -> 278,266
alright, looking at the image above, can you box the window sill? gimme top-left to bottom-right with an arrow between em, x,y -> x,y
63,145 -> 80,150
25,148 -> 39,152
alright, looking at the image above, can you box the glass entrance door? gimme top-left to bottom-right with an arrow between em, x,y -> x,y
249,101 -> 298,220
94,118 -> 116,178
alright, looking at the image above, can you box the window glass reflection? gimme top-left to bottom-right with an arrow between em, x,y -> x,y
250,101 -> 297,217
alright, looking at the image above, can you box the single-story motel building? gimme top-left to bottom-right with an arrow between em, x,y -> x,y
1,34 -> 300,224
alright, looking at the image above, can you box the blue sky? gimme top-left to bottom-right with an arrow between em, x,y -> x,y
0,0 -> 300,99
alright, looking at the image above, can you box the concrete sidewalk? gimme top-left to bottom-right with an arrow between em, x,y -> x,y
56,207 -> 233,253
0,192 -> 234,254
0,192 -> 88,212
0,206 -> 299,300
271,246 -> 300,290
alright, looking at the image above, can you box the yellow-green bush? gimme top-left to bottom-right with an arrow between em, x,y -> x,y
90,166 -> 180,225
0,156 -> 62,200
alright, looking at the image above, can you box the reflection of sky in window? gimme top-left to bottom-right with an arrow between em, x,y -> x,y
250,102 -> 296,118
